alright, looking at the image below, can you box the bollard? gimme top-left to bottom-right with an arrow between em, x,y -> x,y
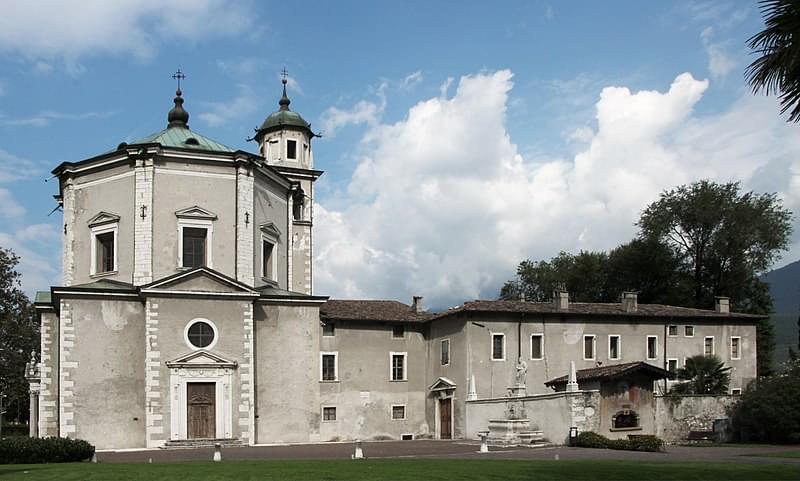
352,439 -> 364,459
479,432 -> 489,453
148,458 -> 152,464
213,443 -> 222,462
91,453 -> 97,463
554,454 -> 559,461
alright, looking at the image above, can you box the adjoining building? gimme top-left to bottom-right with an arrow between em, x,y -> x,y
28,79 -> 762,449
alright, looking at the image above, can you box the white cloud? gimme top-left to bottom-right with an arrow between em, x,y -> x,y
217,58 -> 263,76
400,71 -> 423,90
0,188 -> 25,218
314,70 -> 800,309
0,224 -> 61,297
0,0 -> 254,62
319,82 -> 387,137
545,5 -> 554,20
701,27 -> 737,79
2,110 -> 109,127
0,148 -> 43,182
197,84 -> 259,127
33,61 -> 54,75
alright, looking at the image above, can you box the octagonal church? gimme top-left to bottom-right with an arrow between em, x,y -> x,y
30,76 -> 762,450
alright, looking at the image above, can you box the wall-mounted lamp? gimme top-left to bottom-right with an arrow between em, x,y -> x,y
244,212 -> 250,226
140,205 -> 147,220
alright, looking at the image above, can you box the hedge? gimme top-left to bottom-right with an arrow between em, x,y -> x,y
1,424 -> 29,437
0,437 -> 95,464
574,432 -> 664,452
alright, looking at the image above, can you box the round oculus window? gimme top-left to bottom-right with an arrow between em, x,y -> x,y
187,321 -> 215,349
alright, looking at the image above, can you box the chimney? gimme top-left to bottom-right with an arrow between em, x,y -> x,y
412,296 -> 424,313
553,290 -> 569,310
715,296 -> 730,314
621,292 -> 638,313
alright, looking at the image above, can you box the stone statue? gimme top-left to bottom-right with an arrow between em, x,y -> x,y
515,357 -> 528,386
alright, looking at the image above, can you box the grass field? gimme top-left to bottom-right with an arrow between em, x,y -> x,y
1,459 -> 799,481
751,450 -> 800,459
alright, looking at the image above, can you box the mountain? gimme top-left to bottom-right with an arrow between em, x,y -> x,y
761,260 -> 800,366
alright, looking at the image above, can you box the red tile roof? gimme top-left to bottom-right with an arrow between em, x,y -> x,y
320,300 -> 431,323
545,361 -> 672,386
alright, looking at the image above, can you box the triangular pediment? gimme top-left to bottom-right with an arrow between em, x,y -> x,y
87,211 -> 120,227
175,205 -> 218,220
429,377 -> 457,392
142,267 -> 257,295
166,349 -> 237,368
260,222 -> 281,238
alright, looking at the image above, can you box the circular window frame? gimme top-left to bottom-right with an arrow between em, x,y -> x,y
184,318 -> 219,351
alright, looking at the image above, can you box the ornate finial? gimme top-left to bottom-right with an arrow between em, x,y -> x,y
168,69 -> 189,128
173,69 -> 186,95
279,67 -> 291,111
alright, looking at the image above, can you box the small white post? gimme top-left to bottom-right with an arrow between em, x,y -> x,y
91,453 -> 97,463
467,375 -> 477,401
213,443 -> 222,462
353,439 -> 364,459
566,361 -> 579,392
479,432 -> 489,453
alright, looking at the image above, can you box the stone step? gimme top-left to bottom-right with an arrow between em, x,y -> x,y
162,438 -> 243,449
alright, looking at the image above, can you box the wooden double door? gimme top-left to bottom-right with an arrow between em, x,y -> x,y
187,382 -> 216,439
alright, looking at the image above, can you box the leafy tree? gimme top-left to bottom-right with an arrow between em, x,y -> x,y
747,0 -> 800,122
0,248 -> 39,425
670,355 -> 732,395
730,359 -> 800,443
639,181 -> 792,375
500,251 -> 610,302
605,238 -> 690,306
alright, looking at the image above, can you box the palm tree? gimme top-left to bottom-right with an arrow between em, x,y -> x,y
671,355 -> 732,395
746,0 -> 800,122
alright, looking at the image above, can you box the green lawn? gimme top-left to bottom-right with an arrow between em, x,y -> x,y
751,451 -> 800,459
1,459 -> 799,481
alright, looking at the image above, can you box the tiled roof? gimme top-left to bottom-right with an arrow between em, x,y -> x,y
320,300 -> 431,323
545,361 -> 672,386
427,299 -> 764,321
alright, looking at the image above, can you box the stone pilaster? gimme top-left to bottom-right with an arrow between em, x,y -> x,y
292,225 -> 312,294
38,311 -> 59,437
144,299 -> 165,447
61,179 -> 75,286
238,302 -> 255,444
287,194 -> 293,290
133,158 -> 154,285
58,301 -> 77,437
236,165 -> 254,287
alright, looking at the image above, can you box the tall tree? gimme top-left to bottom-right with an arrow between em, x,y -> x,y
0,247 -> 39,425
605,238 -> 690,306
746,0 -> 800,122
638,180 -> 791,375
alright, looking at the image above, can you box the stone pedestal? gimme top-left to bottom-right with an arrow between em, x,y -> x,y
485,384 -> 544,445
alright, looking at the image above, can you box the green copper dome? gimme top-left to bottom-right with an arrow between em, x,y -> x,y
255,79 -> 315,141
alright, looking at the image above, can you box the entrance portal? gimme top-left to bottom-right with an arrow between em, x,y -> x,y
187,382 -> 216,439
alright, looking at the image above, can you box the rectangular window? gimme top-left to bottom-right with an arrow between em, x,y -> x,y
182,227 -> 207,268
668,325 -> 678,337
668,358 -> 678,373
287,139 -> 297,159
391,352 -> 407,381
322,322 -> 335,337
96,231 -> 115,273
262,239 -> 274,280
730,337 -> 741,360
492,333 -> 505,361
583,335 -> 596,360
530,334 -> 544,360
731,388 -> 742,395
684,325 -> 694,337
321,352 -> 338,381
322,406 -> 336,421
392,325 -> 405,338
608,335 -> 621,360
392,405 -> 406,420
647,336 -> 658,360
441,339 -> 450,366
704,336 -> 715,356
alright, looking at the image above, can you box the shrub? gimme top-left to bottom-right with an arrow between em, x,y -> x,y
0,437 -> 95,464
729,360 -> 800,444
574,432 -> 664,452
1,424 -> 29,437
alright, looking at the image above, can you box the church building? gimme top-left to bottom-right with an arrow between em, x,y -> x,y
30,76 -> 763,450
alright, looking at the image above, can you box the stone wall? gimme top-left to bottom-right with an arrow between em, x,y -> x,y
465,390 -> 601,445
654,394 -> 738,442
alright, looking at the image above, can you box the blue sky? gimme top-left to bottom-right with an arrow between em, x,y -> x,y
0,1 -> 798,309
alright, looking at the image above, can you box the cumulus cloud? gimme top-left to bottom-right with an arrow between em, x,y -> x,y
0,0 -> 254,63
319,82 -> 387,137
701,27 -> 737,79
314,70 -> 800,309
0,224 -> 61,297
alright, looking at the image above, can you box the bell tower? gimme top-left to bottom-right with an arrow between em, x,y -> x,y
254,71 -> 320,294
